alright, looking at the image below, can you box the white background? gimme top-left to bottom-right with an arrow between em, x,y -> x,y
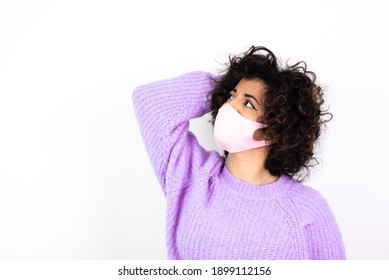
0,0 -> 388,260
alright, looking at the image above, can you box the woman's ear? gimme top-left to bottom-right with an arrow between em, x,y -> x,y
253,129 -> 265,141
253,129 -> 277,144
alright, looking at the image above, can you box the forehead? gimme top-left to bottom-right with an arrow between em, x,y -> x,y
235,78 -> 267,98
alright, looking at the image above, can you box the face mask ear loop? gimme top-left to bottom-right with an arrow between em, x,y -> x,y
252,126 -> 269,144
254,122 -> 267,141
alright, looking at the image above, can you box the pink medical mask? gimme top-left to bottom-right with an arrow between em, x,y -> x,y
213,103 -> 268,153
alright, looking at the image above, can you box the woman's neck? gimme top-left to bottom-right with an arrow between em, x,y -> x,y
226,148 -> 279,186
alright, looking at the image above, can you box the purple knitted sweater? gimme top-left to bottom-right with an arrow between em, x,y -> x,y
132,71 -> 346,260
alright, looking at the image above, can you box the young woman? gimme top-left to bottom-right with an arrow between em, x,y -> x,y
132,46 -> 346,260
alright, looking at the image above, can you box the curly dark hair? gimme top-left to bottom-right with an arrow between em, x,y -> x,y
207,46 -> 333,182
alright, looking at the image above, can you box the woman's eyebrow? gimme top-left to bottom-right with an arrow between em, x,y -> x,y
231,88 -> 260,106
244,94 -> 260,106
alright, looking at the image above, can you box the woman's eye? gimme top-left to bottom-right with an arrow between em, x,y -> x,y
245,101 -> 255,109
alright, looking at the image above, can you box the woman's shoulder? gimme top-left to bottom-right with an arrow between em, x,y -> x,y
287,179 -> 326,201
285,178 -> 336,220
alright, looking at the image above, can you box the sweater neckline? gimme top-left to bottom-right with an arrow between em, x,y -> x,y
219,163 -> 292,199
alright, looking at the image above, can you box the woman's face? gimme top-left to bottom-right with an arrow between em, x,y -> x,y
226,78 -> 267,122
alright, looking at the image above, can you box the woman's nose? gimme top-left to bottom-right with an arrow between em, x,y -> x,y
227,98 -> 242,114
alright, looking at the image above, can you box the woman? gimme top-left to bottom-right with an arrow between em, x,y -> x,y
132,46 -> 346,260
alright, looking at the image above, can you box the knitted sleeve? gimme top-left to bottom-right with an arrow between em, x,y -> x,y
303,189 -> 346,260
132,71 -> 221,196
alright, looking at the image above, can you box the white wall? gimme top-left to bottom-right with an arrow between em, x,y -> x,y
0,0 -> 388,259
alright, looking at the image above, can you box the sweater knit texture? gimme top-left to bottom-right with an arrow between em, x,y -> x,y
132,71 -> 346,260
